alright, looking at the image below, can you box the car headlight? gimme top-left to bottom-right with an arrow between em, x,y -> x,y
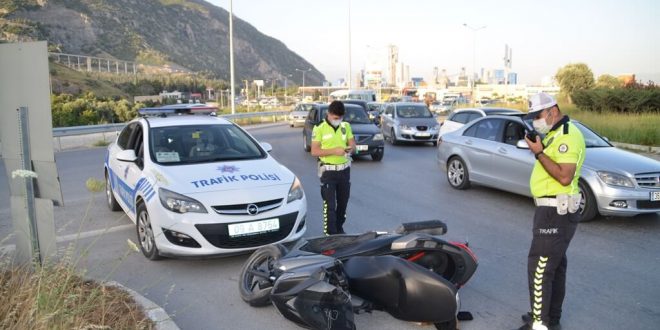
373,133 -> 384,141
399,124 -> 411,130
287,176 -> 304,203
159,188 -> 207,213
431,124 -> 440,130
597,171 -> 635,188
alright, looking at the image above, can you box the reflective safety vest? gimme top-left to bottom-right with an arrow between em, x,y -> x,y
530,118 -> 586,197
312,120 -> 353,165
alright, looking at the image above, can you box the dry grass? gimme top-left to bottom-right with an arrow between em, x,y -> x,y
0,261 -> 153,330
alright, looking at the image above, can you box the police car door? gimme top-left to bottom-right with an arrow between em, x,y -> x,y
460,118 -> 505,186
110,122 -> 146,218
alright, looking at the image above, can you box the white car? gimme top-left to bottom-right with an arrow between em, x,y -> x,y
438,107 -> 521,137
104,104 -> 307,260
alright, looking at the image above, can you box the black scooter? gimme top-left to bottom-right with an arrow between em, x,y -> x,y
238,220 -> 478,330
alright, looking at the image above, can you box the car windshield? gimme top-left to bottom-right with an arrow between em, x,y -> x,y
320,107 -> 372,124
149,124 -> 265,165
573,122 -> 612,148
396,105 -> 433,118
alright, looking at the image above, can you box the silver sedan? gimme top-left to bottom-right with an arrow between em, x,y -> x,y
437,115 -> 660,222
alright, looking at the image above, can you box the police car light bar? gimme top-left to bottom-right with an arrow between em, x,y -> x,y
138,104 -> 219,117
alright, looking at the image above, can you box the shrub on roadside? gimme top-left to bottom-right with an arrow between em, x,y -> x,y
572,86 -> 660,113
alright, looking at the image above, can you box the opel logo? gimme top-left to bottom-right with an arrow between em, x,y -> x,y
246,204 -> 259,215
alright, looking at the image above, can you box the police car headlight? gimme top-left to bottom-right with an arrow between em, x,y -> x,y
597,171 -> 634,188
373,133 -> 384,141
159,188 -> 208,213
287,177 -> 304,203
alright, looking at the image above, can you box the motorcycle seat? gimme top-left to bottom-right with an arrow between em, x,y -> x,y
395,220 -> 447,235
301,231 -> 379,254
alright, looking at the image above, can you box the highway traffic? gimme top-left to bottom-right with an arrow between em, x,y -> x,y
1,123 -> 659,329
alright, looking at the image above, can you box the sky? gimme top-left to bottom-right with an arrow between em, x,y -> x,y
207,0 -> 659,85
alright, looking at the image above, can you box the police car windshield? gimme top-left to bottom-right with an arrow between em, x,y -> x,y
396,105 -> 433,118
149,124 -> 265,165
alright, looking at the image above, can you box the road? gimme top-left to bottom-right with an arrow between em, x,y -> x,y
1,123 -> 659,330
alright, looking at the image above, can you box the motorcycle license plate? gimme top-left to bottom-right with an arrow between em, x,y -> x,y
228,218 -> 279,237
356,145 -> 368,151
651,191 -> 660,201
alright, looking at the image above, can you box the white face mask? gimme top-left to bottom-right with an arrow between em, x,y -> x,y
532,110 -> 553,134
532,118 -> 551,134
329,118 -> 343,127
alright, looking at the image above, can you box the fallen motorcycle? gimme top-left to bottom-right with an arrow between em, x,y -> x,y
237,220 -> 478,330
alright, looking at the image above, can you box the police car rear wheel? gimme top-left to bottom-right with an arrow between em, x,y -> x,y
447,157 -> 470,190
136,203 -> 161,260
105,172 -> 121,211
578,180 -> 598,222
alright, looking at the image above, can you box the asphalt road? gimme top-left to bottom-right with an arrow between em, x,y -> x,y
1,123 -> 659,330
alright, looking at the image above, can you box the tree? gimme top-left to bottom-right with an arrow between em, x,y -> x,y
555,63 -> 595,103
596,74 -> 623,89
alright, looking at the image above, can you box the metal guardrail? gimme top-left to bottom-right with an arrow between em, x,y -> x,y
52,111 -> 290,137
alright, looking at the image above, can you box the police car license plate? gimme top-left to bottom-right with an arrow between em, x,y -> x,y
651,191 -> 660,201
356,145 -> 368,151
416,132 -> 431,137
228,219 -> 280,237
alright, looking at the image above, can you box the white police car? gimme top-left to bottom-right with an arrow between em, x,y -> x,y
104,104 -> 307,259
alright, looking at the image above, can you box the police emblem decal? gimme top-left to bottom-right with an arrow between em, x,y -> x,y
558,144 -> 568,153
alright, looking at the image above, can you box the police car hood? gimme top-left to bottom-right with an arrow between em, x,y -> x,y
156,157 -> 295,194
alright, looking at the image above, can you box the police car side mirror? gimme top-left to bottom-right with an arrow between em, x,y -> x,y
116,149 -> 138,162
260,142 -> 273,153
516,140 -> 529,149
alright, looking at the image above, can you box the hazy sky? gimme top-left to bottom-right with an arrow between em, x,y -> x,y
208,0 -> 659,85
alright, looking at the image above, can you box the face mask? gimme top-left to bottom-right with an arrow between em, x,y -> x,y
329,118 -> 343,127
532,111 -> 553,134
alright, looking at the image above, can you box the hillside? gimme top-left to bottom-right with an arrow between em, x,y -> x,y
0,0 -> 325,85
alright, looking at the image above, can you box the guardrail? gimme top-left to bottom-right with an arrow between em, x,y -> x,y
52,111 -> 290,137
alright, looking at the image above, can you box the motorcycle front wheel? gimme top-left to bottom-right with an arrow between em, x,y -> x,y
238,244 -> 287,307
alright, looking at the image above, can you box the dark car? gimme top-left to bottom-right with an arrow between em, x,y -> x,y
303,103 -> 385,161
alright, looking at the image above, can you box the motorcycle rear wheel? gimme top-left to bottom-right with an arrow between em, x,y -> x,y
238,244 -> 287,307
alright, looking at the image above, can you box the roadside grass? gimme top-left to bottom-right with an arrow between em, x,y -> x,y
0,178 -> 153,330
457,101 -> 659,146
93,139 -> 111,147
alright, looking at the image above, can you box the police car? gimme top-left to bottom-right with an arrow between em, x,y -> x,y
104,104 -> 307,259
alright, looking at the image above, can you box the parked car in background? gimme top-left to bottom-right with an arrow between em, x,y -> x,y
366,102 -> 385,125
381,102 -> 440,146
289,103 -> 314,127
302,103 -> 385,161
438,107 -> 522,137
436,114 -> 660,222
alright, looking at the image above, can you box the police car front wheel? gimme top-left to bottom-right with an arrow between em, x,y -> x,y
105,172 -> 121,212
136,203 -> 162,260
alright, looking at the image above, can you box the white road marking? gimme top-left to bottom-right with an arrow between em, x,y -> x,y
0,224 -> 134,254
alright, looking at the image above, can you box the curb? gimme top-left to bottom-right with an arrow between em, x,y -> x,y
105,281 -> 180,330
611,141 -> 660,154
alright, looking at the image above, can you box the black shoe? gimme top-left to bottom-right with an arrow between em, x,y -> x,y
521,312 -> 560,327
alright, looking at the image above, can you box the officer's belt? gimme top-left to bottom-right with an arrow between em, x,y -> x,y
534,197 -> 557,207
321,163 -> 350,171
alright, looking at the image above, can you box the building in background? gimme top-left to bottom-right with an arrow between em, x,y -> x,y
387,45 -> 398,87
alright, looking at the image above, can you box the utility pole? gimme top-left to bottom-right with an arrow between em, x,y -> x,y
229,0 -> 236,114
463,23 -> 486,104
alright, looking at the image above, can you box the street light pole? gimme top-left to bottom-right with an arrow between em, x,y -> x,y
348,0 -> 352,89
283,74 -> 292,105
229,0 -> 236,114
463,23 -> 486,103
295,68 -> 311,101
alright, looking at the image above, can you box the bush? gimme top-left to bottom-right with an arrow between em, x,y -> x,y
572,87 -> 660,113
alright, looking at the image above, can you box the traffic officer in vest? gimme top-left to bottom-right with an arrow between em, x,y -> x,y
516,93 -> 586,330
311,101 -> 356,235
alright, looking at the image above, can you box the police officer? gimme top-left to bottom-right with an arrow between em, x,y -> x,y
517,93 -> 586,330
311,101 -> 356,235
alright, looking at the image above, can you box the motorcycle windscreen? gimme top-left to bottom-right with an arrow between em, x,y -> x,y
343,255 -> 458,323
